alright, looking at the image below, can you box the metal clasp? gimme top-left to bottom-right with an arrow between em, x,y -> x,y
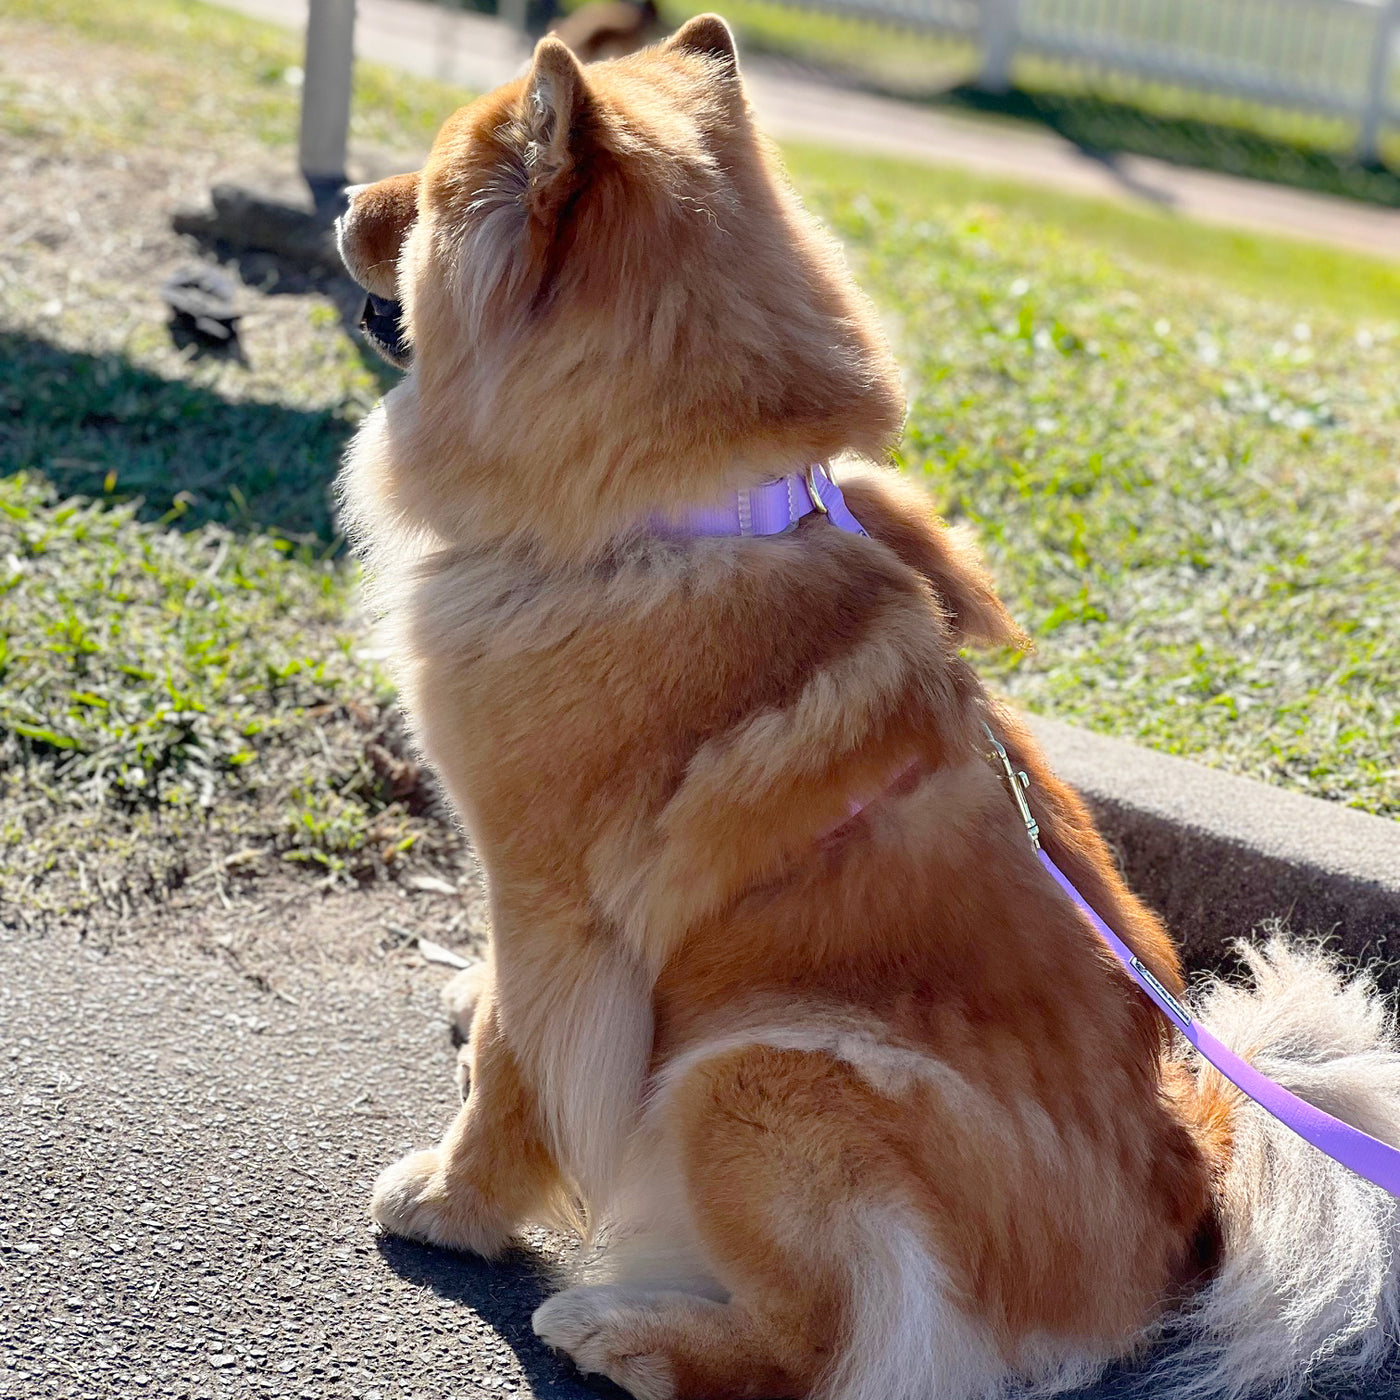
805,463 -> 829,516
982,722 -> 1041,850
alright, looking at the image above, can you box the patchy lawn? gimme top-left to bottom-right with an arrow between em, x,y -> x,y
0,0 -> 1395,926
789,148 -> 1399,816
0,471 -> 456,910
0,1 -> 467,921
2,0 -> 461,154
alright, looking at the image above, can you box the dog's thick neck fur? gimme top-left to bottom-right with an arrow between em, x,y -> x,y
338,26 -> 904,567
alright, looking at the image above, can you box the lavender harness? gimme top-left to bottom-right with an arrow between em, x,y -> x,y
670,464 -> 1400,1199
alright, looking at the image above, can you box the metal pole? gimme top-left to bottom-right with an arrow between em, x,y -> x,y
299,0 -> 357,193
978,0 -> 1021,95
498,0 -> 529,36
1359,0 -> 1399,164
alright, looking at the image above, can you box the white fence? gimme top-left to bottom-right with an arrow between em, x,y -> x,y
785,0 -> 1400,159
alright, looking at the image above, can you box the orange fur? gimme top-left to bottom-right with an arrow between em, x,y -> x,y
337,18 -> 1238,1399
339,170 -> 418,300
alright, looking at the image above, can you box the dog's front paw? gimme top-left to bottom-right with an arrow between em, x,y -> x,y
369,1149 -> 512,1256
534,1286 -> 676,1400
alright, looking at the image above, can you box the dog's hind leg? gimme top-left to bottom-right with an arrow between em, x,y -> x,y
534,1043 -> 1008,1400
442,961 -> 491,1099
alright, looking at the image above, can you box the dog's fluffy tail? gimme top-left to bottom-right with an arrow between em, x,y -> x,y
1149,936 -> 1400,1400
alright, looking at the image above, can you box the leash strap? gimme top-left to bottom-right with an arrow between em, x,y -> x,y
986,726 -> 1400,1198
1042,850 -> 1400,1196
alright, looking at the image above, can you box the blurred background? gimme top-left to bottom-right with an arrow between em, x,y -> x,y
415,0 -> 1400,194
1,0 -> 1396,935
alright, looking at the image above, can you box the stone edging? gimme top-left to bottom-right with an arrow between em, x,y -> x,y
1030,715 -> 1400,985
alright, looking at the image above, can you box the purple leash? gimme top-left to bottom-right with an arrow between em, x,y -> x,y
663,463 -> 1400,1198
982,730 -> 1400,1200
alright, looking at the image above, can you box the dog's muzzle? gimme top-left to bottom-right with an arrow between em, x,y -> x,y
360,293 -> 411,369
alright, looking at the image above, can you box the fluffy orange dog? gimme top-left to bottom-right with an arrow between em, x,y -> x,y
337,19 -> 1400,1400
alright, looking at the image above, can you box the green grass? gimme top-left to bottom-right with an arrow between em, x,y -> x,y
789,164 -> 1399,815
0,469 -> 455,916
787,145 -> 1400,323
657,0 -> 978,83
938,79 -> 1400,209
0,321 -> 461,915
0,329 -> 369,540
3,0 -> 467,154
0,1 -> 473,915
0,467 -> 344,807
0,0 -> 1395,926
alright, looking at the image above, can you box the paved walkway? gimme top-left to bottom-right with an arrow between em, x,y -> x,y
217,0 -> 1400,259
6,909 -> 1397,1399
1,911 -> 583,1400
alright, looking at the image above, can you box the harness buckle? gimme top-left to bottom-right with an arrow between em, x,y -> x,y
805,464 -> 830,516
982,722 -> 1041,850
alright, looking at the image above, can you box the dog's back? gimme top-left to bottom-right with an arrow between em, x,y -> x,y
551,0 -> 659,62
336,18 -> 1400,1400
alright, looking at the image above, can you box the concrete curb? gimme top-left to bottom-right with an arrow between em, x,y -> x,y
1030,715 -> 1400,983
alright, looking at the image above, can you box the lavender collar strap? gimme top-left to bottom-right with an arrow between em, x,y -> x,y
657,462 -> 867,540
1041,852 -> 1400,1196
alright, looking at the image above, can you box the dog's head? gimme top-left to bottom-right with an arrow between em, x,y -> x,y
337,16 -> 904,556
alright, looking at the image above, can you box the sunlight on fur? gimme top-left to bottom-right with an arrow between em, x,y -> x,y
332,15 -> 1400,1400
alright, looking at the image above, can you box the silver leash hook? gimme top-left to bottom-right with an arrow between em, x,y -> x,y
982,722 -> 1041,850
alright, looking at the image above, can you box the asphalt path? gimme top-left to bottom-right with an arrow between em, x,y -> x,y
0,918 -> 591,1400
3,916 -> 1397,1400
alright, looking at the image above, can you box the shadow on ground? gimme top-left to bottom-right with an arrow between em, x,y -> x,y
174,217 -> 402,386
375,1229 -> 1400,1400
376,1235 -> 630,1399
0,329 -> 370,543
941,85 -> 1400,208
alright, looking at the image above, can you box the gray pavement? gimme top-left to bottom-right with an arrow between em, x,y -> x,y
0,918 -> 585,1400
214,0 -> 1400,260
4,910 -> 1399,1399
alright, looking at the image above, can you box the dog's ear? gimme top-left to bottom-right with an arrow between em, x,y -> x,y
838,468 -> 1028,651
522,37 -> 593,221
337,171 -> 420,299
666,14 -> 739,72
